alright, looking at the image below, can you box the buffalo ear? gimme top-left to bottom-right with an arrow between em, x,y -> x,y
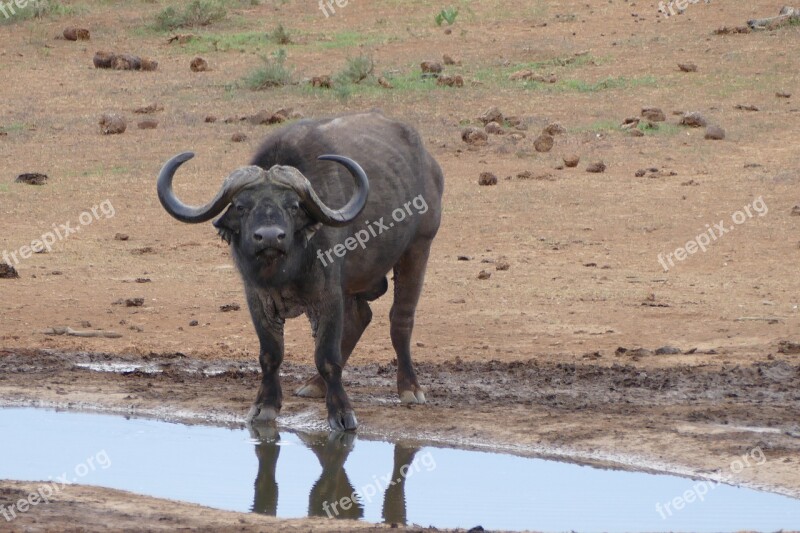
213,206 -> 240,244
302,222 -> 323,246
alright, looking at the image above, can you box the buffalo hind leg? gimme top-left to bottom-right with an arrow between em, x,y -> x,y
296,296 -> 373,398
390,239 -> 433,404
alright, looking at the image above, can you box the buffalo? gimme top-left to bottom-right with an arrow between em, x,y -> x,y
157,111 -> 444,430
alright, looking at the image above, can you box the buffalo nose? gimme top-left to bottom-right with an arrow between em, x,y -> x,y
253,226 -> 286,244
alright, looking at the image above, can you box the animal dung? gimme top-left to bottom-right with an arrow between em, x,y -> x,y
190,57 -> 209,72
63,27 -> 90,41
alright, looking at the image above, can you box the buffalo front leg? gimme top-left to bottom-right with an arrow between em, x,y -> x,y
245,290 -> 285,424
296,296 -> 373,398
390,239 -> 433,404
312,299 -> 358,431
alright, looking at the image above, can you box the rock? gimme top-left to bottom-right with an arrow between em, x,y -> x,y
125,297 -> 144,307
479,106 -> 503,125
705,125 -> 725,140
220,303 -> 241,312
0,263 -> 19,279
478,172 -> 498,186
484,121 -> 504,135
635,169 -> 647,177
190,57 -> 209,72
63,27 -> 90,41
509,69 -> 534,81
99,114 -> 126,135
776,91 -> 791,98
248,110 -> 272,125
189,320 -> 199,327
543,122 -> 566,135
533,133 -> 554,152
93,51 -> 116,69
231,132 -> 247,142
140,58 -> 159,71
311,75 -> 332,88
15,173 -> 48,185
679,111 -> 708,127
477,270 -> 492,280
629,128 -> 645,137
437,74 -> 464,87
461,127 -> 488,145
586,161 -> 606,173
137,120 -> 158,130
655,345 -> 682,355
377,76 -> 393,89
791,206 -> 800,216
114,233 -> 129,241
495,260 -> 510,271
442,54 -> 460,65
620,117 -> 640,129
677,63 -> 697,72
133,103 -> 163,114
204,115 -> 217,123
167,33 -> 196,44
113,54 -> 142,70
641,107 -> 666,122
420,61 -> 443,74
563,154 -> 580,168
735,104 -> 759,111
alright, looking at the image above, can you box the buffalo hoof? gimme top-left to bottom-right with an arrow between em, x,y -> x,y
295,378 -> 326,398
399,389 -> 426,404
328,409 -> 358,432
246,404 -> 279,424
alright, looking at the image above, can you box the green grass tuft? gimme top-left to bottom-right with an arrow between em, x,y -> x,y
434,6 -> 459,26
243,48 -> 292,90
153,0 -> 227,32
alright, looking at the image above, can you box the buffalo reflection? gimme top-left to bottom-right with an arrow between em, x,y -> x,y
249,427 -> 424,524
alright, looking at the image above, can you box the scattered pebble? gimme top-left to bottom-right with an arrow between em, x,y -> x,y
791,205 -> 800,216
641,107 -> 666,122
735,104 -> 759,111
655,345 -> 682,355
461,127 -> 488,145
0,263 -> 19,279
437,74 -> 464,87
495,260 -> 510,271
189,320 -> 199,327
231,132 -> 247,142
563,155 -> 580,168
133,103 -> 163,114
679,111 -> 708,128
776,91 -> 791,98
137,120 -> 158,130
204,115 -> 218,123
477,270 -> 492,280
479,106 -> 503,125
484,121 -> 504,135
63,27 -> 90,41
543,122 -> 566,135
125,298 -> 144,307
677,63 -> 697,72
220,303 -> 241,312
114,233 -> 129,241
190,57 -> 209,72
420,61 -> 443,75
377,76 -> 394,89
533,133 -> 554,152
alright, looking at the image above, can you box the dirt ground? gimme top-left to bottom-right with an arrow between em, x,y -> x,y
1,0 -> 800,531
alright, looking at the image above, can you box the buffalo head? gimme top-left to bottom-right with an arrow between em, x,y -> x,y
157,152 -> 369,283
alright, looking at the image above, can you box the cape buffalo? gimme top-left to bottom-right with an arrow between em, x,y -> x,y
157,111 -> 444,430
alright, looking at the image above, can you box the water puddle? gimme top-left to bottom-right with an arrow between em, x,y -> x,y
1,408 -> 799,531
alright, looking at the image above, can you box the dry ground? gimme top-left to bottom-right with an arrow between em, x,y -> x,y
1,0 -> 800,530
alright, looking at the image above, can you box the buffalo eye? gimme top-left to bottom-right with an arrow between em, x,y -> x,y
235,203 -> 247,214
288,203 -> 300,215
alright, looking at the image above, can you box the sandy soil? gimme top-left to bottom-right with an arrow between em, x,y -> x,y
1,0 -> 800,530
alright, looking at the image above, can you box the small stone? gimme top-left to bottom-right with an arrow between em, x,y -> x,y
15,173 -> 48,185
484,121 -> 504,135
586,161 -> 606,173
563,154 -> 580,168
461,127 -> 488,145
437,74 -> 464,87
99,114 -> 126,135
679,111 -> 708,128
533,133 -> 554,152
478,172 -> 498,186
0,263 -> 19,279
137,120 -> 158,130
791,206 -> 800,216
190,57 -> 209,72
655,345 -> 682,355
479,106 -> 503,125
63,27 -> 90,41
114,233 -> 129,241
543,122 -> 566,135
189,320 -> 199,327
635,169 -> 647,177
677,63 -> 697,72
220,303 -> 241,312
420,61 -> 443,74
133,103 -> 163,114
704,125 -> 725,140
776,91 -> 791,98
495,260 -> 510,271
641,107 -> 666,122
140,58 -> 159,71
629,128 -> 645,137
231,132 -> 247,142
93,51 -> 116,69
442,54 -> 460,65
477,270 -> 492,280
205,115 -> 217,123
125,298 -> 144,307
377,76 -> 394,89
